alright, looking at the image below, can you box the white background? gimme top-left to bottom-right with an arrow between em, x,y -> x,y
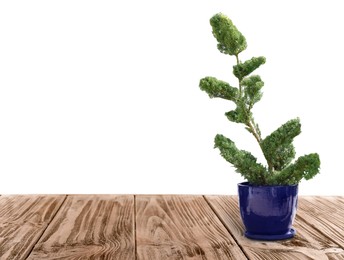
0,1 -> 343,195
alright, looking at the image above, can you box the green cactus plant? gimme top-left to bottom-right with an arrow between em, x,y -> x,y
199,13 -> 320,185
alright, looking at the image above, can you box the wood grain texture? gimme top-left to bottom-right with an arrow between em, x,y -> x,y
0,195 -> 66,260
2,195 -> 344,260
298,196 -> 344,249
27,195 -> 135,260
205,195 -> 344,260
135,195 -> 247,260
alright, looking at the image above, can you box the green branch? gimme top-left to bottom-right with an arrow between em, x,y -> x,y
199,77 -> 238,101
267,153 -> 321,185
233,56 -> 266,80
210,13 -> 247,56
214,134 -> 268,184
261,118 -> 301,171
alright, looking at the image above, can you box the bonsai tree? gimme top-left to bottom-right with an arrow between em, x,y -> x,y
199,13 -> 320,185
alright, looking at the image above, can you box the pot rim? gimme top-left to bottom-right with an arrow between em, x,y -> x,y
238,181 -> 298,188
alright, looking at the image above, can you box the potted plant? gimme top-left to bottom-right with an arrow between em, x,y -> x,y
199,13 -> 321,240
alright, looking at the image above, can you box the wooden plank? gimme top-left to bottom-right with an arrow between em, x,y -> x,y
297,196 -> 344,249
205,195 -> 344,260
27,195 -> 135,260
0,195 -> 66,260
135,195 -> 247,260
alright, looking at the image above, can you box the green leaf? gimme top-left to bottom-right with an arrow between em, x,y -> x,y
268,153 -> 321,185
210,13 -> 247,56
261,118 -> 301,171
225,102 -> 250,124
225,110 -> 240,123
199,76 -> 238,101
233,56 -> 266,80
214,134 -> 268,184
242,75 -> 264,106
241,75 -> 264,88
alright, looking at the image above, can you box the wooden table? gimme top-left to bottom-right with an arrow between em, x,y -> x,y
0,195 -> 343,259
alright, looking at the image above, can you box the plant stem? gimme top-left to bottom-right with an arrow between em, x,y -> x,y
235,53 -> 274,175
235,54 -> 242,97
247,120 -> 273,173
247,120 -> 261,143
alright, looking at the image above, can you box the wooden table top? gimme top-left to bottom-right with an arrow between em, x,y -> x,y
0,195 -> 343,259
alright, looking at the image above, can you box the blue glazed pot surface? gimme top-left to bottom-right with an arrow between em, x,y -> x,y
238,182 -> 298,239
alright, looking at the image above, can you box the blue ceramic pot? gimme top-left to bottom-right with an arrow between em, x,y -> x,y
238,182 -> 298,240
